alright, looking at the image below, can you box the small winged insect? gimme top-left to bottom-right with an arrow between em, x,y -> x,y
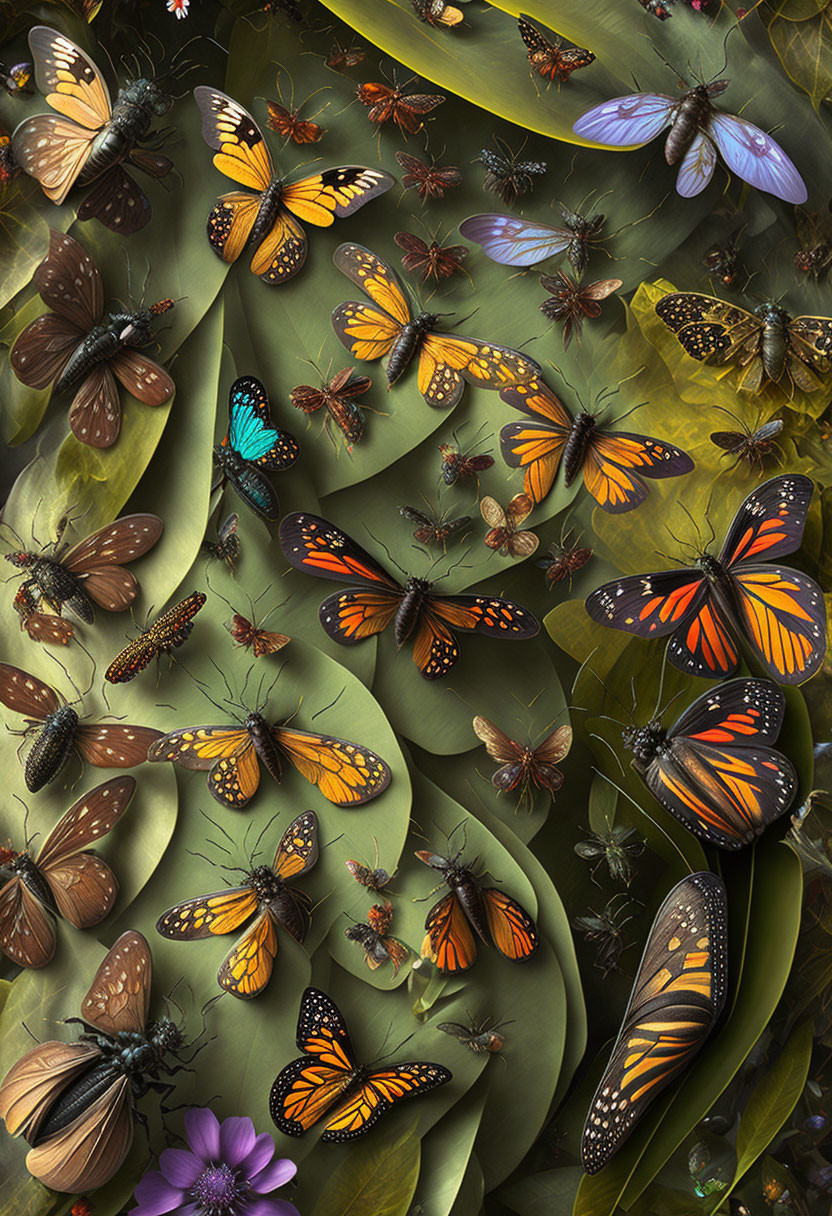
265,89 -> 326,145
437,1015 -> 512,1053
224,595 -> 291,658
710,409 -> 783,472
639,0 -> 674,17
703,228 -> 743,288
572,65 -> 807,203
461,204 -> 605,274
13,586 -> 74,646
345,840 -> 394,891
478,138 -> 547,204
104,591 -> 207,683
325,41 -> 366,70
290,367 -> 371,448
399,503 -> 471,549
481,493 -> 539,558
574,824 -> 644,886
357,76 -> 446,135
411,0 -> 464,27
439,432 -> 495,486
344,901 -> 410,974
473,715 -> 572,804
395,151 -> 462,201
572,894 -> 636,976
537,530 -> 593,590
795,204 -> 832,280
1,62 -> 33,96
213,376 -> 300,520
394,231 -> 468,282
203,513 -> 240,571
517,14 -> 595,86
0,662 -> 161,792
539,270 -> 622,349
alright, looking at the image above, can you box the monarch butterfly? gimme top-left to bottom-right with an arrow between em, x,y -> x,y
0,931 -> 203,1191
581,872 -> 728,1173
156,812 -> 318,998
0,777 -> 134,969
104,591 -> 207,683
331,243 -> 541,408
269,987 -> 452,1139
585,474 -> 827,684
344,901 -> 409,974
499,377 -> 694,508
473,716 -> 572,801
213,376 -> 300,520
623,678 -> 796,849
416,845 -> 539,971
193,88 -> 393,284
279,511 -> 540,679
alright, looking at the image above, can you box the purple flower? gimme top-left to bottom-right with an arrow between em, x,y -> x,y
131,1108 -> 298,1216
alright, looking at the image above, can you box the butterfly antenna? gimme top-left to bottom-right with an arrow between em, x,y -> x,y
364,527 -> 409,578
711,23 -> 737,84
45,649 -> 93,706
593,768 -> 694,875
650,645 -> 670,719
712,404 -> 745,429
192,662 -> 241,721
251,812 -> 280,864
589,732 -> 625,776
311,685 -> 345,721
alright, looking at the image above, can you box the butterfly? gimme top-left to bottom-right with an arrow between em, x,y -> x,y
437,1016 -> 510,1053
585,474 -> 827,684
412,0 -> 464,27
0,662 -> 162,792
572,74 -> 807,203
0,777 -> 134,969
574,824 -> 644,886
213,376 -> 300,520
655,292 -> 832,397
12,27 -> 174,232
460,205 -> 605,273
269,986 -> 452,1139
479,139 -> 547,204
225,610 -> 290,658
344,901 -> 409,974
0,930 -> 202,1192
325,41 -> 365,70
331,243 -> 541,408
394,151 -> 462,200
539,270 -> 622,349
105,591 -> 207,684
279,511 -> 540,679
193,88 -> 393,285
13,587 -> 74,647
518,14 -> 595,85
156,812 -> 318,998
290,367 -> 371,447
147,701 -> 392,809
10,230 -> 175,447
398,504 -> 471,548
394,231 -> 468,282
710,411 -> 783,472
1,61 -> 33,96
623,678 -> 797,849
356,78 -> 445,134
499,377 -> 694,508
439,437 -> 494,485
265,98 -> 325,145
4,510 -> 162,624
203,513 -> 240,571
703,227 -> 744,288
481,493 -> 539,558
416,845 -> 539,971
473,716 -> 572,801
537,531 -> 593,590
581,872 -> 728,1173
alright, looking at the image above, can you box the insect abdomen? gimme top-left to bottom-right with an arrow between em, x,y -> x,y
395,584 -> 425,645
57,325 -> 121,391
386,322 -> 423,385
761,314 -> 787,381
25,707 -> 79,792
34,1058 -> 120,1140
562,413 -> 594,485
452,871 -> 490,942
248,715 -> 284,784
664,89 -> 709,165
251,180 -> 285,248
31,558 -> 93,622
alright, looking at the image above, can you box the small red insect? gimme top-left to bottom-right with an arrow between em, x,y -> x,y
536,532 -> 593,590
291,367 -> 371,447
345,839 -> 394,891
357,78 -> 445,135
438,438 -> 495,486
225,612 -> 290,658
326,41 -> 365,69
394,231 -> 468,282
539,271 -> 622,349
394,151 -> 462,200
71,1201 -> 93,1216
265,99 -> 325,145
344,901 -> 409,974
13,586 -> 74,646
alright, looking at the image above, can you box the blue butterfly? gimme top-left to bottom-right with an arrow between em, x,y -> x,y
213,376 -> 300,520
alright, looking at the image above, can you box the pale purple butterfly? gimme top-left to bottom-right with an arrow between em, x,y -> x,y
572,79 -> 806,204
460,206 -> 604,272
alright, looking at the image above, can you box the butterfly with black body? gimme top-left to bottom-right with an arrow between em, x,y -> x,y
575,825 -> 644,886
270,987 -> 451,1139
585,474 -> 827,684
518,14 -> 595,85
581,872 -> 728,1172
279,512 -> 540,679
213,376 -> 300,520
105,591 -> 207,684
437,1016 -> 510,1053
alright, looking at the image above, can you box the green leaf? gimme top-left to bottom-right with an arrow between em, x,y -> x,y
309,1119 -> 421,1216
762,1 -> 832,108
500,1167 -> 583,1216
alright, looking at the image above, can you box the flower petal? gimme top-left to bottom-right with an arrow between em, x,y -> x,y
160,1147 -> 203,1189
249,1156 -> 297,1193
219,1114 -> 256,1166
242,1199 -> 300,1216
239,1131 -> 275,1178
132,1169 -> 186,1216
185,1107 -> 221,1161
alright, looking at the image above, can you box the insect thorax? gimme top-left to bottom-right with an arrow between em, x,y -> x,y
25,706 -> 79,794
395,577 -> 432,645
14,853 -> 57,911
251,178 -> 285,248
56,322 -> 129,391
697,552 -> 727,585
248,863 -> 285,905
622,720 -> 667,765
387,315 -> 436,384
666,86 -> 713,164
563,412 -> 596,485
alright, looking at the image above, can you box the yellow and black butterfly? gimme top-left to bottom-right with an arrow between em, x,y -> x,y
270,986 -> 452,1139
331,243 -> 541,407
156,811 -> 318,999
655,292 -> 832,396
581,872 -> 727,1173
193,88 -> 394,285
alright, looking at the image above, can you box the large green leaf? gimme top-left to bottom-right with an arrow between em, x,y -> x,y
309,1119 -> 421,1216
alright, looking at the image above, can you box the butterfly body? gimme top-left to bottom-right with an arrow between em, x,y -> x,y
78,78 -> 170,186
56,304 -> 170,392
25,705 -> 79,792
244,712 -> 285,784
664,82 -> 725,164
9,555 -> 90,621
395,577 -> 431,645
386,314 -> 436,385
562,411 -> 601,485
3,851 -> 57,915
756,303 -> 789,380
245,862 -> 310,944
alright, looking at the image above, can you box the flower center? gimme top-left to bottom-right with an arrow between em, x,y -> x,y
191,1162 -> 246,1216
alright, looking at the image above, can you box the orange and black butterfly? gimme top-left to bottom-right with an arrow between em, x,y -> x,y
344,901 -> 410,975
473,716 -> 572,801
13,587 -> 74,647
499,377 -> 694,508
331,243 -> 541,408
105,591 -> 207,683
193,88 -> 393,285
0,663 -> 162,792
585,474 -> 827,684
623,678 -> 796,849
156,811 -> 318,998
581,872 -> 727,1173
12,27 -> 173,233
518,14 -> 595,85
416,845 -> 539,971
270,987 -> 452,1139
0,776 -> 134,969
147,697 -> 391,809
356,78 -> 445,135
279,511 -> 540,679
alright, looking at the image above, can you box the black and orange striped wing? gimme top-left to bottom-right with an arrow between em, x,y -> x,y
147,724 -> 261,809
155,885 -> 259,940
581,431 -> 694,513
273,727 -> 391,806
482,887 -> 539,960
499,378 -> 573,501
218,909 -> 280,999
421,891 -> 477,972
269,987 -> 357,1135
319,1061 -> 451,1141
581,872 -> 728,1173
272,811 -> 319,879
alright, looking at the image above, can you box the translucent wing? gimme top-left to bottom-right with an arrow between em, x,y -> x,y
709,111 -> 807,205
472,716 -> 522,764
459,214 -> 572,266
675,130 -> 717,198
572,92 -> 676,145
12,114 -> 96,204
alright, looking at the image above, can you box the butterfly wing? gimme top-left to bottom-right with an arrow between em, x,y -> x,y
472,716 -> 523,765
655,293 -> 761,366
28,27 -> 111,128
148,725 -> 253,770
572,92 -> 676,145
63,514 -> 163,577
459,214 -> 572,266
10,314 -> 82,389
675,130 -> 717,198
193,87 -> 273,190
33,228 -> 103,328
218,910 -> 280,998
76,164 -> 152,235
12,115 -> 97,204
430,594 -> 540,640
272,810 -> 320,879
0,663 -> 60,720
422,891 -> 477,971
273,728 -> 391,806
482,888 -> 539,960
582,430 -> 694,513
417,331 -> 540,409
720,474 -> 814,567
585,567 -> 705,639
207,192 -> 260,265
281,166 -> 394,226
269,987 -> 357,1135
279,511 -> 401,589
72,724 -> 163,768
110,349 -> 174,407
227,377 -> 300,469
709,111 -> 807,205
67,363 -> 121,448
156,885 -> 259,940
321,1062 -> 452,1141
0,875 -> 55,968
80,929 -> 152,1035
